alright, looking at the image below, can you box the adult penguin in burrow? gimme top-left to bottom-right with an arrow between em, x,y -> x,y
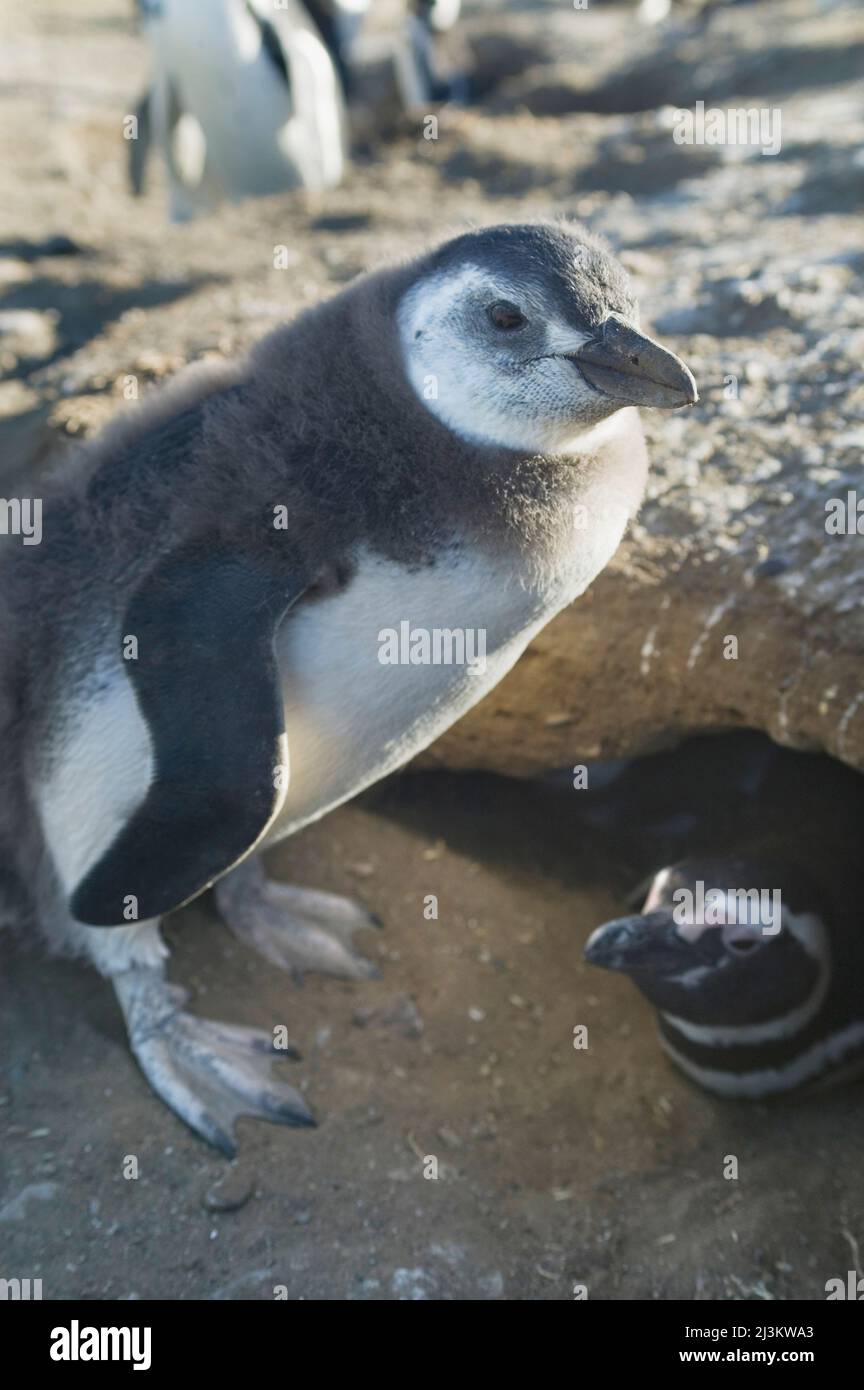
585,855 -> 864,1097
0,220 -> 697,1153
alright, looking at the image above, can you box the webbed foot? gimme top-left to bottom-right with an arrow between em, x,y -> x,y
214,856 -> 381,983
114,968 -> 313,1156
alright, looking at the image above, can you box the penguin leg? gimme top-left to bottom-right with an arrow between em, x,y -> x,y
83,921 -> 314,1156
213,854 -> 381,983
127,88 -> 152,196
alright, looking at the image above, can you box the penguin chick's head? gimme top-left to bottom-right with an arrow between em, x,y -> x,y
396,221 -> 698,452
583,858 -> 827,1028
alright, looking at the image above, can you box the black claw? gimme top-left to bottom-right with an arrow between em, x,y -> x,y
202,1115 -> 237,1158
257,1036 -> 302,1060
368,912 -> 385,930
260,1093 -> 316,1127
276,1110 -> 316,1128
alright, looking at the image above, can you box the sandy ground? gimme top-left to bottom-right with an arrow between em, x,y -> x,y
4,735 -> 864,1301
1,0 -> 863,1300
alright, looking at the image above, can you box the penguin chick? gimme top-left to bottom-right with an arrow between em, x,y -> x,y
1,220 -> 695,1155
131,0 -> 347,221
585,856 -> 864,1097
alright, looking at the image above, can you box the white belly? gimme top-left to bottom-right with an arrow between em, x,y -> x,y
266,538 -> 610,843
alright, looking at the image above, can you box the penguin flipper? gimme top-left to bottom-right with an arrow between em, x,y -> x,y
244,0 -> 291,90
69,538 -> 310,927
128,88 -> 152,196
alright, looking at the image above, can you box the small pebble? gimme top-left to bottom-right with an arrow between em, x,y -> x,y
203,1166 -> 254,1213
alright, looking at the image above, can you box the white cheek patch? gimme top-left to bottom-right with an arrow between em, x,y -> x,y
34,660 -> 155,904
397,266 -> 509,447
397,267 -> 597,452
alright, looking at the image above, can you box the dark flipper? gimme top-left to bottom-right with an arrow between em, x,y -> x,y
244,0 -> 292,94
72,536 -> 310,926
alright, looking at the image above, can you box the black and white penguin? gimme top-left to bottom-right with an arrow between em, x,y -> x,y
394,0 -> 469,109
585,855 -> 864,1097
0,220 -> 696,1153
130,0 -> 348,220
299,0 -> 467,107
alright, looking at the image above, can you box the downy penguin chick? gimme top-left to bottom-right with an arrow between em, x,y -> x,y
585,855 -> 864,1097
0,220 -> 696,1153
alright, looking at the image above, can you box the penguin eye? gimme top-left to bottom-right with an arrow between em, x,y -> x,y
722,923 -> 767,955
488,301 -> 527,331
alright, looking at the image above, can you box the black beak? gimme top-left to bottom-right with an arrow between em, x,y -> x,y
584,910 -> 686,975
570,316 -> 698,410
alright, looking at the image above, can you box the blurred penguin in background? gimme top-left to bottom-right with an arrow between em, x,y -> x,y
283,0 -> 468,105
129,0 -> 349,221
129,0 -> 468,221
